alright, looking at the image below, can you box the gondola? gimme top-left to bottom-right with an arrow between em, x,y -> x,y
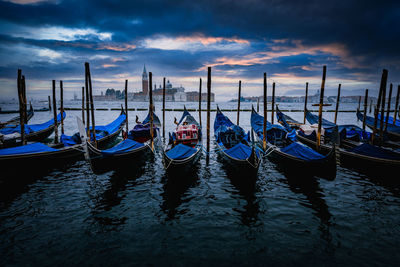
305,108 -> 371,143
0,103 -> 34,128
277,108 -> 400,177
357,109 -> 400,141
214,107 -> 260,176
162,107 -> 202,173
0,141 -> 84,179
75,115 -> 153,173
0,111 -> 65,148
60,109 -> 126,150
251,107 -> 336,179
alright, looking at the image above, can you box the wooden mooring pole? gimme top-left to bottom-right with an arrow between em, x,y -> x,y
334,84 -> 341,124
17,69 -> 26,145
385,83 -> 393,131
304,82 -> 309,124
372,69 -> 387,144
60,80 -> 64,134
257,97 -> 259,113
86,62 -> 97,148
198,78 -> 202,128
52,80 -> 58,144
263,72 -> 267,151
237,80 -> 241,125
21,75 -> 27,124
394,85 -> 400,125
162,77 -> 166,139
206,67 -> 211,161
48,95 -> 51,111
316,66 -> 327,151
149,72 -> 154,150
125,79 -> 128,133
271,82 -> 275,124
81,86 -> 85,125
379,75 -> 387,144
363,89 -> 368,131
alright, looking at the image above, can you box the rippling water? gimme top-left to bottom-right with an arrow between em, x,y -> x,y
1,100 -> 400,266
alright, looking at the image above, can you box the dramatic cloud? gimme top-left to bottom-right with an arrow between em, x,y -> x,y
0,0 -> 399,100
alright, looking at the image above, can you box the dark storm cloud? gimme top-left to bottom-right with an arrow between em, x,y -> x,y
0,0 -> 399,99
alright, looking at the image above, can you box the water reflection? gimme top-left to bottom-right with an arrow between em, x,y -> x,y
283,173 -> 335,251
159,164 -> 200,221
90,163 -> 146,229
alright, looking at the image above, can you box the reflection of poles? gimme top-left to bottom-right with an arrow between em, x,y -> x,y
198,78 -> 202,128
60,80 -> 64,134
149,72 -> 154,151
237,80 -> 241,125
303,82 -> 308,124
52,80 -> 59,144
394,85 -> 400,125
316,66 -> 327,151
206,67 -> 211,162
362,89 -> 368,131
334,84 -> 341,124
81,86 -> 85,125
263,73 -> 267,151
125,79 -> 128,132
372,69 -> 387,144
385,83 -> 393,131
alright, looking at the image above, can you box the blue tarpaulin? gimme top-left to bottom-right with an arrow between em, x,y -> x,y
281,142 -> 326,161
60,133 -> 81,146
251,109 -> 296,142
101,139 -> 144,156
0,112 -> 65,135
378,113 -> 400,126
62,113 -> 126,145
224,142 -> 256,160
350,143 -> 400,160
0,142 -> 58,156
91,113 -> 126,135
357,110 -> 400,136
166,144 -> 196,160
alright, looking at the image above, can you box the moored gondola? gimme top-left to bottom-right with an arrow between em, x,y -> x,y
77,110 -> 159,173
251,107 -> 336,179
162,107 -> 202,174
357,109 -> 400,141
0,103 -> 34,128
214,107 -> 260,176
60,110 -> 126,150
0,111 -> 65,148
0,141 -> 84,179
277,107 -> 400,177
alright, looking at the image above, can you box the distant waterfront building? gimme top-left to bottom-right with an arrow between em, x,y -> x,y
92,65 -> 215,102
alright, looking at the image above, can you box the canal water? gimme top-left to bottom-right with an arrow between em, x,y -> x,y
1,100 -> 400,266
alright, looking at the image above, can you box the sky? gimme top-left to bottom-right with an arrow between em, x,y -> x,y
0,0 -> 399,101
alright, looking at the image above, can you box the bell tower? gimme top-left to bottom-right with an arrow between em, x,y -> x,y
142,65 -> 148,94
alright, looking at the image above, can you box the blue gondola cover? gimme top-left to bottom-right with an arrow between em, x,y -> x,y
0,112 -> 65,135
224,142 -> 256,160
350,143 -> 400,160
280,142 -> 326,161
101,139 -> 144,156
166,144 -> 196,160
0,143 -> 58,156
